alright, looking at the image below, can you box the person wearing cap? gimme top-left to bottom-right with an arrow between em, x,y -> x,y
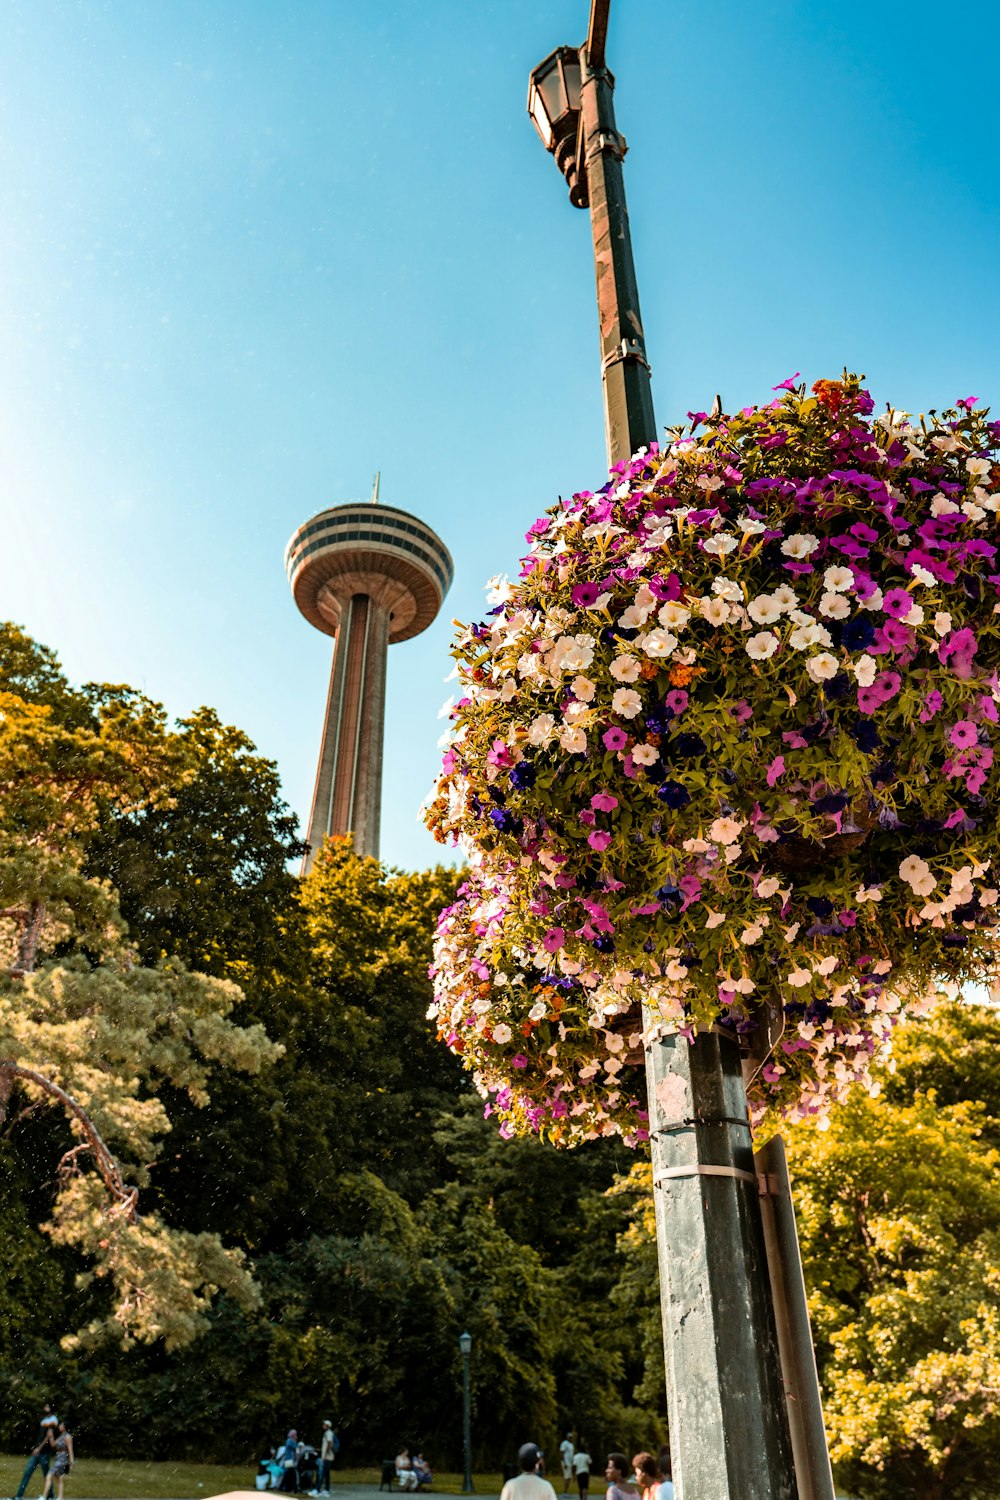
500,1445 -> 557,1500
558,1436 -> 574,1498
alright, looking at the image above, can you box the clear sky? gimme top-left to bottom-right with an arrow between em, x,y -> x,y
1,0 -> 997,871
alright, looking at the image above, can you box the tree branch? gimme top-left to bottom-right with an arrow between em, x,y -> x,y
11,900 -> 46,977
0,1060 -> 137,1219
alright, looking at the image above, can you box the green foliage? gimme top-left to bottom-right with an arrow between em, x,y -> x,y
786,1009 -> 1000,1500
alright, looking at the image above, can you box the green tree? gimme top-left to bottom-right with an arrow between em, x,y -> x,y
0,678 -> 280,1348
786,1051 -> 1000,1500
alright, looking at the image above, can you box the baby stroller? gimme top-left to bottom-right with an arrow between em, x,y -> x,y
297,1445 -> 320,1493
256,1457 -> 284,1491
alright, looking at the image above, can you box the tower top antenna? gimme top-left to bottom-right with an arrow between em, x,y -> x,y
371,470 -> 381,504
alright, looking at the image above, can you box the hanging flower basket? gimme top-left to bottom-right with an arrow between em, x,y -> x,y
425,376 -> 1000,1144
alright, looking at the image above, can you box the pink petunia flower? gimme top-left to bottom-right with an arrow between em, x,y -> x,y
666,689 -> 689,715
950,720 -> 979,750
542,927 -> 565,952
882,587 -> 914,619
766,755 -> 786,787
919,689 -> 943,723
591,791 -> 619,812
588,830 -> 612,851
602,726 -> 629,752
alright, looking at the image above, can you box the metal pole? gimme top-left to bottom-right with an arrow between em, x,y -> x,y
576,42 -> 656,464
461,1346 -> 474,1493
573,5 -> 802,1495
755,1137 -> 837,1500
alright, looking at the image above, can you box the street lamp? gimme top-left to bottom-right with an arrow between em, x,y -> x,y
526,13 -> 655,469
459,1331 -> 474,1494
526,6 -> 835,1500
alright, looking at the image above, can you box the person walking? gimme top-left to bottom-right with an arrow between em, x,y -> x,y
572,1445 -> 591,1500
603,1455 -> 637,1500
500,1445 -> 557,1500
39,1424 -> 73,1500
630,1454 -> 657,1500
559,1436 -> 574,1498
12,1402 -> 59,1500
654,1452 -> 673,1500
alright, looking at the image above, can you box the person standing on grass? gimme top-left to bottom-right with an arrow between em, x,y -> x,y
500,1444 -> 557,1500
572,1445 -> 592,1500
39,1424 -> 73,1500
559,1435 -> 574,1497
12,1401 -> 59,1500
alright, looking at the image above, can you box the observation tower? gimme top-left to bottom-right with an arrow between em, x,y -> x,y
286,477 -> 453,870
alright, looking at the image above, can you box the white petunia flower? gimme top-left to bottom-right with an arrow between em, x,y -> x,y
823,566 -> 855,592
709,815 -> 745,844
806,652 -> 839,682
933,611 -> 953,637
612,687 -> 642,718
632,744 -> 660,766
737,516 -> 766,535
771,583 -> 799,611
699,596 -> 731,626
757,877 -> 782,899
787,969 -> 812,987
748,594 -> 782,624
899,855 -> 936,897
703,533 -> 738,555
492,1023 -> 512,1043
658,601 -> 691,629
643,628 -> 679,659
853,654 -> 878,687
559,725 -> 588,753
746,631 -> 779,660
855,885 -> 883,903
571,675 -> 596,701
610,654 -> 641,682
902,602 -> 925,626
528,713 -> 557,746
781,533 -> 820,559
712,577 -> 743,601
819,592 -> 851,620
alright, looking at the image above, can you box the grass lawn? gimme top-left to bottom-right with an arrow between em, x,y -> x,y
0,1460 -> 501,1500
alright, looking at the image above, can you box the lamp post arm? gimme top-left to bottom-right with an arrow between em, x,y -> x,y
577,44 -> 656,467
586,0 -> 610,72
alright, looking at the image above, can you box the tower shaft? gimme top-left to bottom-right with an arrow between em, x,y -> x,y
304,592 -> 389,868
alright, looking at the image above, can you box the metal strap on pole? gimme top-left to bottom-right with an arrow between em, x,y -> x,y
654,1164 -> 758,1186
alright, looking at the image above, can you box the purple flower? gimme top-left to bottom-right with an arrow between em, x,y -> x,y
920,689 -> 943,723
591,791 -> 619,812
939,627 -> 978,678
766,755 -> 786,787
588,829 -> 612,852
772,373 -> 801,391
511,1055 -> 529,1070
882,587 -> 914,619
542,927 -> 565,952
666,689 -> 689,715
950,721 -> 979,750
956,395 -> 979,410
602,726 -> 629,752
571,580 -> 602,608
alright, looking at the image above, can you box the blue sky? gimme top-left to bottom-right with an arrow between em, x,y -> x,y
1,0 -> 997,871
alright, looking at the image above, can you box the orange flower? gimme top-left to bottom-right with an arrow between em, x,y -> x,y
812,378 -> 847,415
669,663 -> 697,687
640,659 -> 660,680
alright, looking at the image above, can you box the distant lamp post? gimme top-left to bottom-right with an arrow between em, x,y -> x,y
459,1331 -> 474,1493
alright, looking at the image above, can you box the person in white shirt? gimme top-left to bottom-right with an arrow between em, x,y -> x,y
572,1446 -> 592,1500
559,1436 -> 574,1497
500,1444 -> 558,1500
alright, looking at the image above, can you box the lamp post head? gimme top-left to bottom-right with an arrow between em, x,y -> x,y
527,46 -> 587,207
459,1330 -> 473,1356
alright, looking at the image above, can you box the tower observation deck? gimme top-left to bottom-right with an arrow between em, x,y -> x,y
286,491 -> 453,869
